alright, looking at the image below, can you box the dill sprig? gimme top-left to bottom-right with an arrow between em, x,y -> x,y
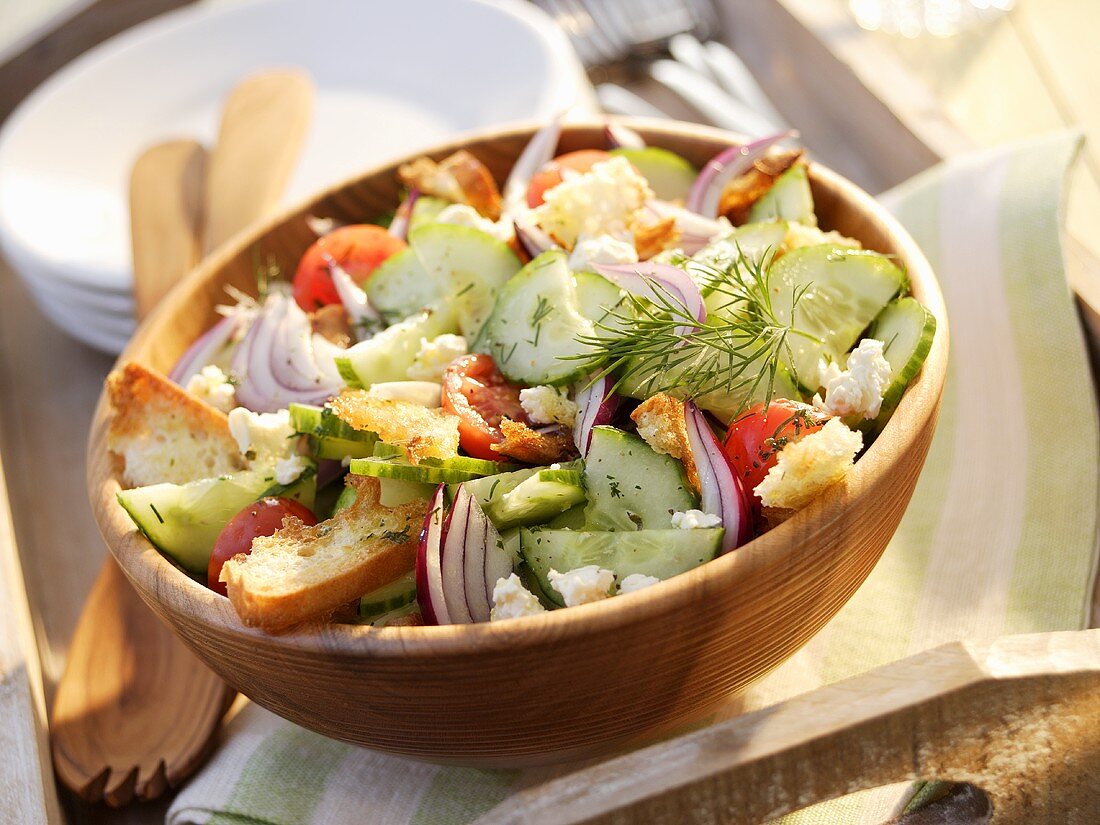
571,246 -> 816,415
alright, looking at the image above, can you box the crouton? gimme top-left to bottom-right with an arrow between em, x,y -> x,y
107,362 -> 245,488
221,476 -> 426,631
719,151 -> 804,225
754,417 -> 862,510
630,393 -> 699,491
328,391 -> 460,463
490,418 -> 578,464
398,150 -> 502,219
631,215 -> 679,260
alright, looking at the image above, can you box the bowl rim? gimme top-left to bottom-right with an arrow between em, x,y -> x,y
87,117 -> 949,658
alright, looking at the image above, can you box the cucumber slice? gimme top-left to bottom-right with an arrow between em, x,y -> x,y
520,528 -> 723,607
488,468 -> 587,530
409,195 -> 449,232
372,442 -> 514,476
609,147 -> 696,201
366,248 -> 441,323
348,457 -> 479,484
333,478 -> 433,512
359,571 -> 417,619
367,602 -> 420,627
482,251 -> 607,386
306,434 -> 376,461
290,403 -> 376,443
583,426 -> 695,531
335,303 -> 458,388
116,467 -> 314,575
409,224 -> 522,339
770,246 -> 907,389
748,162 -> 815,224
460,466 -> 538,509
547,504 -> 587,529
866,297 -> 937,430
573,270 -> 627,325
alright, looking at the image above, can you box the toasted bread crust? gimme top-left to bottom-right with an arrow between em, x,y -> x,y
107,361 -> 244,487
491,418 -> 578,464
630,393 -> 699,491
631,215 -> 679,260
398,150 -> 503,220
329,391 -> 460,463
222,476 -> 427,631
718,151 -> 804,225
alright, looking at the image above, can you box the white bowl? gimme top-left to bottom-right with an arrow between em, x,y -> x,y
0,0 -> 588,348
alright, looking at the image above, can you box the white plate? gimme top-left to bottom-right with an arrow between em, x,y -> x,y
0,0 -> 587,338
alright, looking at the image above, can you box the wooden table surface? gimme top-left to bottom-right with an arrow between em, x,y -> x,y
1,1 -> 1098,823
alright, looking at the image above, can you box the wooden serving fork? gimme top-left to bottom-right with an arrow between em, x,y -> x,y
51,70 -> 312,806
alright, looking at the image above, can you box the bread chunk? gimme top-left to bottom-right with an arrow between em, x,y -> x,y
107,362 -> 244,487
221,476 -> 426,631
328,391 -> 459,463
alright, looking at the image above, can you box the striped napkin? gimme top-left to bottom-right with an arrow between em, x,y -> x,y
168,133 -> 1098,825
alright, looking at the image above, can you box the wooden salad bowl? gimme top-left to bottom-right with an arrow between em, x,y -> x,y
87,120 -> 949,766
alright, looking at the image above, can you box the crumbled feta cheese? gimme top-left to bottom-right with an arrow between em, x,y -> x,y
813,339 -> 892,419
435,203 -> 514,244
671,509 -> 723,530
366,381 -> 442,407
567,233 -> 638,272
274,453 -> 309,485
519,385 -> 579,427
185,365 -> 236,413
618,573 -> 660,594
490,574 -> 546,621
547,566 -> 616,607
784,221 -> 860,251
755,417 -> 863,510
227,407 -> 295,465
406,334 -> 467,382
532,156 -> 653,249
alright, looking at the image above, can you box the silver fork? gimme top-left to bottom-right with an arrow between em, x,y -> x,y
534,0 -> 785,136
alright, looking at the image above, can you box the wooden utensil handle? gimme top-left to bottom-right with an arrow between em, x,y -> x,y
477,629 -> 1100,824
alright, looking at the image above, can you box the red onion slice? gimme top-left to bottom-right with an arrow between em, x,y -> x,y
169,314 -> 241,385
481,504 -> 513,617
685,131 -> 797,218
684,401 -> 752,553
573,374 -> 620,454
594,261 -> 707,337
387,188 -> 420,241
324,252 -> 383,329
513,212 -> 557,257
645,199 -> 728,255
231,292 -> 343,412
416,484 -> 449,625
441,489 -> 474,624
503,115 -> 562,215
605,121 -> 646,150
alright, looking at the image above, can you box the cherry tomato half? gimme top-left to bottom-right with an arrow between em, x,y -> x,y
526,149 -> 611,208
723,400 -> 831,501
441,354 -> 529,461
292,224 -> 406,311
208,497 -> 318,595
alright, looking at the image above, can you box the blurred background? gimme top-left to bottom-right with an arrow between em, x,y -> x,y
0,0 -> 1096,822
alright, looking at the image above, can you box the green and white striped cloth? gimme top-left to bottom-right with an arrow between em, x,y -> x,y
168,133 -> 1098,825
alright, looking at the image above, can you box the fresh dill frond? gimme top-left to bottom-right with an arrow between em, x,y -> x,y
571,246 -> 817,416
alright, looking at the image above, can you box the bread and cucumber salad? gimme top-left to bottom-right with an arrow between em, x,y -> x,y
107,121 -> 935,632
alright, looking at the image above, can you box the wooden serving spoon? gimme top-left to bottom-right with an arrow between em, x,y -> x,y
53,71 -> 313,806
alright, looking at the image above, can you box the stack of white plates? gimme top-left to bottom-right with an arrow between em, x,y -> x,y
0,0 -> 590,353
